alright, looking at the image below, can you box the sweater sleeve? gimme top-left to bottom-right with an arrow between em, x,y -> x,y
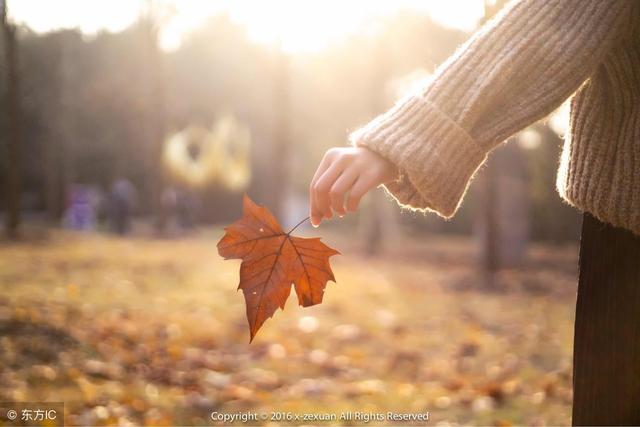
350,0 -> 635,217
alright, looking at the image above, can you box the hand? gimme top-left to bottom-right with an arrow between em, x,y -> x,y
309,146 -> 398,227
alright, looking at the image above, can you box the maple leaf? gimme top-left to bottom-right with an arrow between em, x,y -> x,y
217,194 -> 339,342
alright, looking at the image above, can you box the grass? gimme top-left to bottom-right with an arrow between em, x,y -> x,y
0,228 -> 578,426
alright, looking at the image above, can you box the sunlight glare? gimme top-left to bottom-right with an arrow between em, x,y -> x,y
222,0 -> 484,53
9,0 -> 484,53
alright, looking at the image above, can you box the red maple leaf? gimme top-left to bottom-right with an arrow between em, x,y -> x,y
217,195 -> 339,341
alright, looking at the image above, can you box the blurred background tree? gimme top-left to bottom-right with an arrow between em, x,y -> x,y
0,1 -> 580,247
1,0 -> 23,239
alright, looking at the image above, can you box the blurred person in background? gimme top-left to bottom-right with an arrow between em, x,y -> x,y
109,177 -> 136,235
309,0 -> 640,425
63,184 -> 98,231
176,188 -> 196,231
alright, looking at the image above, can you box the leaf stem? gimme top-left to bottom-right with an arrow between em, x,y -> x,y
286,216 -> 310,235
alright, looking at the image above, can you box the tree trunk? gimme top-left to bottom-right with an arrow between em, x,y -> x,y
270,46 -> 291,221
141,2 -> 167,234
476,0 -> 509,288
1,0 -> 22,239
149,33 -> 167,233
479,157 -> 499,287
44,36 -> 74,222
362,41 -> 392,256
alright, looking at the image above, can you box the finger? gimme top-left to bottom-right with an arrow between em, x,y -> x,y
346,174 -> 377,212
309,153 -> 335,226
329,168 -> 359,216
314,160 -> 348,221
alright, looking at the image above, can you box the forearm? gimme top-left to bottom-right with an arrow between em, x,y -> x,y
351,0 -> 636,217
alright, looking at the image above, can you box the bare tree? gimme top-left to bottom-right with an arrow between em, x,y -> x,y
1,0 -> 22,239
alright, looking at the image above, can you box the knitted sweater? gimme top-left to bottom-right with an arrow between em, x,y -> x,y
350,0 -> 640,235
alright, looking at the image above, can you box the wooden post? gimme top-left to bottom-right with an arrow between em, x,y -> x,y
1,0 -> 22,239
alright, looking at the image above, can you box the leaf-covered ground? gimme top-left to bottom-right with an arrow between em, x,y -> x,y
0,229 -> 578,426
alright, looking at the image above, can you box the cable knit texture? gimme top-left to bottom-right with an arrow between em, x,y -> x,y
350,0 -> 640,235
